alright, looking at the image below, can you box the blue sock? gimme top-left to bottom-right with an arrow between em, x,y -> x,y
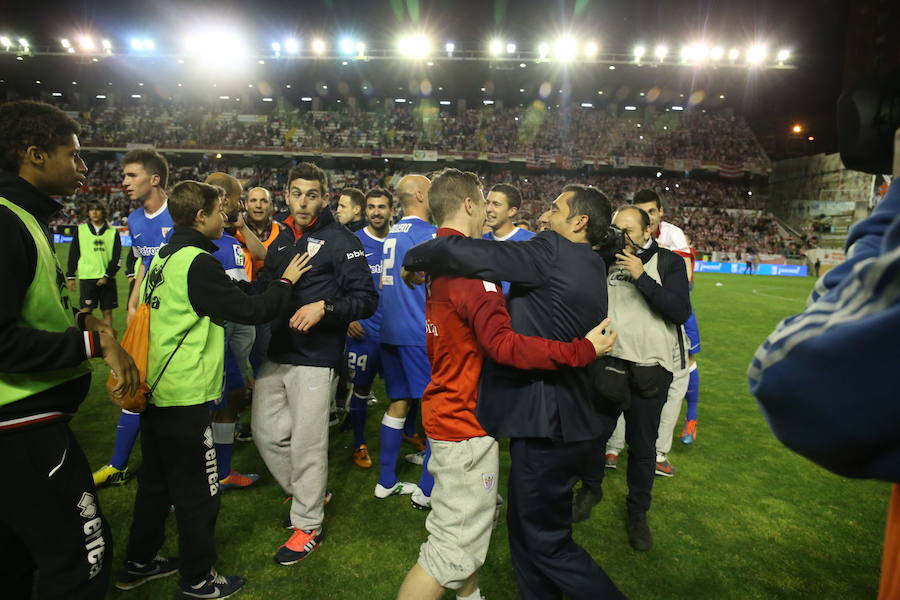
213,423 -> 235,480
378,414 -> 405,488
685,366 -> 700,421
403,401 -> 419,438
349,392 -> 368,448
110,410 -> 141,470
417,438 -> 434,497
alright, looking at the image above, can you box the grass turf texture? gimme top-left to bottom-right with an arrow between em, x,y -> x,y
57,242 -> 888,599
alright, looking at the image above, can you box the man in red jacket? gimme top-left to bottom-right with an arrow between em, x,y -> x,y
397,169 -> 617,600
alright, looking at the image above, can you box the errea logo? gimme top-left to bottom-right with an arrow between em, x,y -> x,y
346,250 -> 365,260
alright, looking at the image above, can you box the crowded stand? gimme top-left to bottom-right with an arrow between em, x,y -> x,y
73,101 -> 768,166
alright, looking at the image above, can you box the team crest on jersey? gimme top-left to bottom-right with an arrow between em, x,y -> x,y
233,245 -> 245,266
161,226 -> 171,239
482,473 -> 497,491
307,237 -> 325,258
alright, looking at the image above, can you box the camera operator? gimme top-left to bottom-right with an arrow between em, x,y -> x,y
578,205 -> 691,552
750,128 -> 900,599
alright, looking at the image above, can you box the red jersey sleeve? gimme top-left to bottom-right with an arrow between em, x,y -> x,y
449,278 -> 595,370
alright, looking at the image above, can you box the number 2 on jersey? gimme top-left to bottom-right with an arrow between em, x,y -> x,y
380,237 -> 397,287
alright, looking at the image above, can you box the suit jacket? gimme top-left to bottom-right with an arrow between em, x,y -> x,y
404,231 -> 610,442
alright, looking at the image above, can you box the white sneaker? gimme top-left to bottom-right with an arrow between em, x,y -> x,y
366,394 -> 378,407
404,450 -> 426,466
374,481 -> 419,499
410,487 -> 431,510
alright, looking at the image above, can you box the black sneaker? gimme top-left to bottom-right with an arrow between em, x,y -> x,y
627,511 -> 653,552
176,569 -> 245,599
572,486 -> 603,523
115,555 -> 179,590
234,423 -> 253,442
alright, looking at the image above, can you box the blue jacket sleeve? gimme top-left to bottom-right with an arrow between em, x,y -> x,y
748,179 -> 900,483
402,232 -> 555,288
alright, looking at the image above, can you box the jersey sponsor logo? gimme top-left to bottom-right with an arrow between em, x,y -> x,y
482,281 -> 498,293
346,249 -> 365,260
390,223 -> 412,233
370,263 -> 383,275
78,492 -> 106,578
425,319 -> 439,336
137,245 -> 161,257
307,237 -> 325,258
607,265 -> 635,286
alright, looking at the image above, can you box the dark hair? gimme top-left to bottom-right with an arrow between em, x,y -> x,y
341,187 -> 366,211
0,101 -> 81,172
168,181 -> 221,227
429,168 -> 483,226
618,205 -> 652,229
85,200 -> 108,219
287,162 -> 328,194
489,183 -> 523,210
365,187 -> 394,207
122,149 -> 169,189
562,184 -> 612,246
632,189 -> 662,210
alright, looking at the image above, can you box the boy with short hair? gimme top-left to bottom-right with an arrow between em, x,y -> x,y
66,200 -> 122,328
118,181 -> 309,599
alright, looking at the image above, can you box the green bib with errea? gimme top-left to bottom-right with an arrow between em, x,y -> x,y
0,198 -> 90,405
141,246 -> 224,407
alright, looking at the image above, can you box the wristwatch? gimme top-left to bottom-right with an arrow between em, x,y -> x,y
323,300 -> 335,314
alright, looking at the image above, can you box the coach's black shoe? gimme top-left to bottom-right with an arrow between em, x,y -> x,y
627,511 -> 653,552
176,569 -> 245,599
115,555 -> 179,590
572,486 -> 603,523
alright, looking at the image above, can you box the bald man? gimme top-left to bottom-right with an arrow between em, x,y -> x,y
375,174 -> 436,507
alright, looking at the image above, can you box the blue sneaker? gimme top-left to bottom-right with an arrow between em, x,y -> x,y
115,555 -> 179,590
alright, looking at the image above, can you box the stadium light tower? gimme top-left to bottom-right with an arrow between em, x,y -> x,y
710,46 -> 724,61
340,37 -> 355,55
506,42 -> 516,54
0,36 -> 11,50
445,41 -> 455,56
654,44 -> 668,60
311,38 -> 326,55
747,44 -> 766,65
78,36 -> 94,51
399,34 -> 430,58
776,48 -> 790,63
554,37 -> 576,62
538,41 -> 550,60
489,39 -> 503,56
584,41 -> 598,58
633,45 -> 646,62
728,47 -> 740,61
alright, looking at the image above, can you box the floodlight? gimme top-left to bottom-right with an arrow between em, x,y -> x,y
747,44 -> 766,64
792,124 -> 802,134
311,38 -> 326,55
130,39 -> 143,50
61,38 -> 71,49
710,46 -> 724,60
285,39 -> 300,54
506,42 -> 516,54
356,41 -> 366,54
18,37 -> 29,48
777,48 -> 790,62
102,39 -> 112,50
398,35 -> 429,58
489,39 -> 502,55
634,45 -> 646,61
654,45 -> 668,60
584,41 -> 598,57
538,42 -> 550,58
728,48 -> 740,60
340,38 -> 354,55
554,37 -> 576,61
445,42 -> 455,54
78,36 -> 94,51
0,36 -> 11,49
144,39 -> 155,50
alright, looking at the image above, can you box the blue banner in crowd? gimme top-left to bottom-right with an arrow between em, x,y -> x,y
694,261 -> 808,277
53,232 -> 133,247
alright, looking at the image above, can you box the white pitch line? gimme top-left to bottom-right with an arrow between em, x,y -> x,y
751,289 -> 805,303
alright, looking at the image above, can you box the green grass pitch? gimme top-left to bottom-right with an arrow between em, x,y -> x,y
57,243 -> 888,599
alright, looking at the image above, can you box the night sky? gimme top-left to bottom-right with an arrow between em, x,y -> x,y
1,0 -> 852,156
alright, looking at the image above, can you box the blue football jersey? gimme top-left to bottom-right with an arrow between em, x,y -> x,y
355,227 -> 387,337
482,226 -> 535,242
211,233 -> 249,282
483,226 -> 535,294
379,216 -> 436,347
128,204 -> 173,270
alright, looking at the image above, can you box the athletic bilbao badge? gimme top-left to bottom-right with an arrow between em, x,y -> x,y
307,237 -> 325,258
482,473 -> 497,491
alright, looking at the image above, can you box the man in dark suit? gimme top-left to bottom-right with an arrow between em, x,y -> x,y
403,184 -> 626,600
